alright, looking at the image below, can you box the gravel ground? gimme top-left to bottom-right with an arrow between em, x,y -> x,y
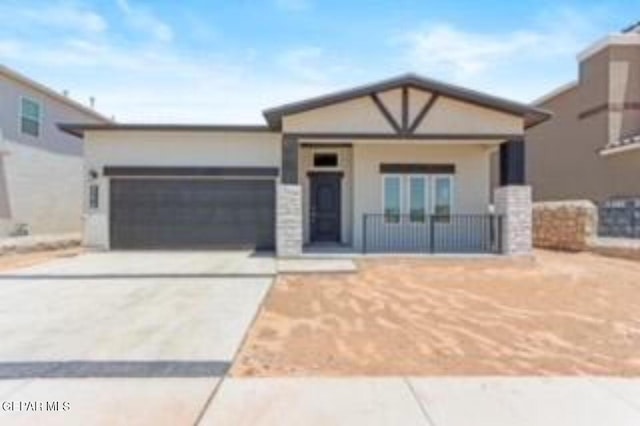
233,250 -> 640,377
0,247 -> 82,272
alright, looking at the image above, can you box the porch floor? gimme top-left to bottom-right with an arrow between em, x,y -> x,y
301,243 -> 504,259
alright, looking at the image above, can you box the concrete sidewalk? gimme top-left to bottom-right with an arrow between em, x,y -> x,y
200,377 -> 640,426
1,377 -> 640,425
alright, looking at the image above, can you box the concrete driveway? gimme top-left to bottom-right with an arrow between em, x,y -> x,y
5,250 -> 276,277
0,251 -> 273,425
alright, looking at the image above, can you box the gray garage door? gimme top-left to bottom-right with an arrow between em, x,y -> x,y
110,179 -> 275,250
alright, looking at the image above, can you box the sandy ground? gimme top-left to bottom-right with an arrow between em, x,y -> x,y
233,250 -> 640,377
0,247 -> 82,272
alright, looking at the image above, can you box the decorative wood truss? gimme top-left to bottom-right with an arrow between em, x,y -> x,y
370,86 -> 440,136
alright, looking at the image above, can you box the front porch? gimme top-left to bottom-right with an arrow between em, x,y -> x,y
292,139 -> 518,256
268,75 -> 549,257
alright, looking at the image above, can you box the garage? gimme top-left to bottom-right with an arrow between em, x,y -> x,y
109,173 -> 276,250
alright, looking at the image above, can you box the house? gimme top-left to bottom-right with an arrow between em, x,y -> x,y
61,74 -> 550,257
525,24 -> 640,203
0,65 -> 111,237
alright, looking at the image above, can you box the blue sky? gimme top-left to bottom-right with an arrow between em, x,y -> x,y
0,0 -> 635,122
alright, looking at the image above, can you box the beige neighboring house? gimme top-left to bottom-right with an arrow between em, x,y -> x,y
61,74 -> 549,257
526,25 -> 640,202
0,65 -> 111,236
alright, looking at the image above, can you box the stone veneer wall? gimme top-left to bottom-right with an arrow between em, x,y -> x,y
276,184 -> 303,257
533,200 -> 597,251
494,186 -> 532,256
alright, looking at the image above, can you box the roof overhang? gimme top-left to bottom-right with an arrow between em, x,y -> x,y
263,73 -> 552,131
578,33 -> 640,61
59,73 -> 552,138
58,123 -> 274,138
532,81 -> 578,107
600,134 -> 640,157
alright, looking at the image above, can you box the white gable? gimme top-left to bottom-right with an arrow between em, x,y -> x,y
416,96 -> 523,134
408,88 -> 434,124
377,88 -> 403,125
280,86 -> 523,135
282,96 -> 395,134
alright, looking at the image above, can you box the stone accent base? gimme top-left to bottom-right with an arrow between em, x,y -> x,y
494,186 -> 532,256
533,200 -> 597,251
276,184 -> 303,258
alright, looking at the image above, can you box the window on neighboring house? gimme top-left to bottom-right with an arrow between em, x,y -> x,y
89,184 -> 99,210
434,176 -> 453,221
20,98 -> 41,137
383,175 -> 401,223
408,176 -> 427,223
313,152 -> 339,168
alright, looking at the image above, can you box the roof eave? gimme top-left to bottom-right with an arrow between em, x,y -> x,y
58,123 -> 274,138
262,74 -> 552,131
524,108 -> 553,129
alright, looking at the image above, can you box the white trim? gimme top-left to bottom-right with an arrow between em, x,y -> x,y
600,142 -> 640,157
381,173 -> 455,222
532,81 -> 578,106
577,33 -> 640,61
19,96 -> 43,138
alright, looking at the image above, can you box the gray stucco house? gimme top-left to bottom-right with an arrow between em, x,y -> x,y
62,74 -> 550,257
0,65 -> 110,236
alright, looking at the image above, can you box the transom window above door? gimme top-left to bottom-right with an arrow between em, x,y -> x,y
382,174 -> 453,223
313,152 -> 339,168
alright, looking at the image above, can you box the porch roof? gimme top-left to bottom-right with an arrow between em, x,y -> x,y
263,73 -> 552,131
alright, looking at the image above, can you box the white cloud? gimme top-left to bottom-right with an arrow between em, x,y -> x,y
402,25 -> 535,76
276,46 -> 359,86
0,40 -> 21,56
0,1 -> 342,122
0,32 -> 338,122
115,0 -> 173,42
394,8 -> 603,101
400,23 -> 584,79
0,2 -> 107,34
274,0 -> 312,11
0,2 -> 604,121
277,47 -> 327,82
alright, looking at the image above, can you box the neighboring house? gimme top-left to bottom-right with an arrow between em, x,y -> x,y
61,74 -> 549,256
525,24 -> 640,203
0,65 -> 111,236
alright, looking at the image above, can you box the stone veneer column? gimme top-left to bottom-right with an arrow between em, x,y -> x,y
276,184 -> 303,258
494,185 -> 533,256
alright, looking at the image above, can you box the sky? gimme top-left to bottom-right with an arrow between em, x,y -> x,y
0,0 -> 635,123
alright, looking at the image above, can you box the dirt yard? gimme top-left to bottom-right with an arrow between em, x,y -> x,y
233,250 -> 640,377
0,247 -> 81,272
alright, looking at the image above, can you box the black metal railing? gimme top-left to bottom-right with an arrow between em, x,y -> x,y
599,198 -> 640,238
362,214 -> 503,254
